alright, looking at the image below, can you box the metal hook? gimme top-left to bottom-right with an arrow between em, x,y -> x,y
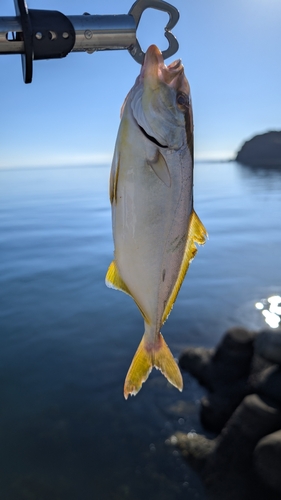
128,0 -> 179,64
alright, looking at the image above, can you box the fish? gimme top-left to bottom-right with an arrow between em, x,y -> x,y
106,44 -> 207,399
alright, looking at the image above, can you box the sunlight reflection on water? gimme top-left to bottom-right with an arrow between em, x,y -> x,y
255,295 -> 281,328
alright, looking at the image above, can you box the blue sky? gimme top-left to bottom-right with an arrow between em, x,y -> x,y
1,0 -> 281,167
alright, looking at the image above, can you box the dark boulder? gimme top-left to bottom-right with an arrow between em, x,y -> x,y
254,329 -> 281,365
251,365 -> 281,408
179,327 -> 255,431
173,395 -> 281,500
175,327 -> 281,499
254,430 -> 281,494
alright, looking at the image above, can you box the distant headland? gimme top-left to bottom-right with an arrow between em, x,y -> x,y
236,130 -> 281,167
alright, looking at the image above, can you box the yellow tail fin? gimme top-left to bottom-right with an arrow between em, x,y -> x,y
124,333 -> 183,399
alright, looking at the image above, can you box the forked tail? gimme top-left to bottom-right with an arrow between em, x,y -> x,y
124,333 -> 183,399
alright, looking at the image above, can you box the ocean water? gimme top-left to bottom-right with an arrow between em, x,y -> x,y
1,161 -> 281,500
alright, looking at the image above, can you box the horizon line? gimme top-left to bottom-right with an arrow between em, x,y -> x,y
0,155 -> 236,170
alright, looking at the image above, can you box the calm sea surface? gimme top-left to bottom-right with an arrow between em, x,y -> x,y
1,161 -> 281,499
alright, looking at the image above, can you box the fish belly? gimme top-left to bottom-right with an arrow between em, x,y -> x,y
112,118 -> 193,331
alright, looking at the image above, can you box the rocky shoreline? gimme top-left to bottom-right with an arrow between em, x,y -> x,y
170,327 -> 281,500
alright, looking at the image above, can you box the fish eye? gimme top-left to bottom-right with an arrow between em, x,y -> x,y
176,93 -> 189,107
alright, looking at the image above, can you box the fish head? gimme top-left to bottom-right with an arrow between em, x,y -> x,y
129,45 -> 193,152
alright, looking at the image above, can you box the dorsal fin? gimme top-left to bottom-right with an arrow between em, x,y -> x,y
161,210 -> 207,324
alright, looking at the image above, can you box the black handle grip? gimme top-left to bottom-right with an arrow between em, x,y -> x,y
14,0 -> 75,83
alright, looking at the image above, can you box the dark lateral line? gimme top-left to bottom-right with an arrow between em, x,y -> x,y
139,125 -> 168,149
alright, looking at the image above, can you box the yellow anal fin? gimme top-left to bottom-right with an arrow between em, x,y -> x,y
105,260 -> 150,324
124,333 -> 183,399
105,260 -> 131,295
162,210 -> 207,324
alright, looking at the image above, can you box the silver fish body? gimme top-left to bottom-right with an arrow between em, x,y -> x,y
106,45 -> 207,398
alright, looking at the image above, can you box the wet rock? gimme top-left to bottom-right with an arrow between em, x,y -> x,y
179,347 -> 214,389
180,327 -> 255,431
211,327 -> 255,383
255,329 -> 281,365
254,430 -> 281,494
251,365 -> 281,407
249,351 -> 274,380
216,395 -> 281,457
173,395 -> 281,500
200,385 -> 249,433
192,394 -> 281,482
176,326 -> 281,500
170,431 -> 216,471
179,327 -> 255,393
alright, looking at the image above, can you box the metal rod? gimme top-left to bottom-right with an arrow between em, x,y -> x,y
0,14 -> 137,55
69,15 -> 136,53
0,17 -> 24,54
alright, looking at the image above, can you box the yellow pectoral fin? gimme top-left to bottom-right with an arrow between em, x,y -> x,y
162,210 -> 207,324
124,333 -> 183,399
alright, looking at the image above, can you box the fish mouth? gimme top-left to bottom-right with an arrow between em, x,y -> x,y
141,44 -> 184,87
138,124 -> 168,149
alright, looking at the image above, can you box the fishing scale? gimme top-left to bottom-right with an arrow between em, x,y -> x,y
0,0 -> 179,83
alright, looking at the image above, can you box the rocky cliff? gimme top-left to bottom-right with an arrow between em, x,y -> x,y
236,131 -> 281,167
